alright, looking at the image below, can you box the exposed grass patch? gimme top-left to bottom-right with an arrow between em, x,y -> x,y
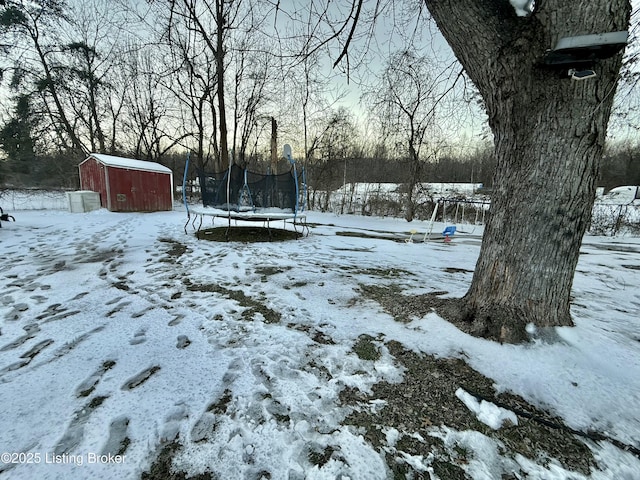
358,284 -> 443,322
186,281 -> 281,324
341,340 -> 595,478
353,334 -> 381,361
158,238 -> 187,260
207,389 -> 233,414
195,226 -> 301,242
341,266 -> 413,279
308,445 -> 336,468
141,442 -> 213,480
255,265 -> 293,282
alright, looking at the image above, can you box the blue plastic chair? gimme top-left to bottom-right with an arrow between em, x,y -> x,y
442,225 -> 457,237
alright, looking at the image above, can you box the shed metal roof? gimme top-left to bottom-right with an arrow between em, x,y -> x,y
84,153 -> 172,174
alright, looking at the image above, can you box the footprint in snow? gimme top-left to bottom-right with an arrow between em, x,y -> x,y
160,404 -> 189,443
129,329 -> 147,345
0,324 -> 40,352
29,294 -> 48,304
75,359 -> 117,397
4,303 -> 29,321
101,416 -> 130,456
54,395 -> 110,455
121,365 -> 161,390
191,391 -> 232,442
176,335 -> 190,349
106,300 -> 132,317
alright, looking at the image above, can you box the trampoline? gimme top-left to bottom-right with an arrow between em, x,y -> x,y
183,146 -> 308,239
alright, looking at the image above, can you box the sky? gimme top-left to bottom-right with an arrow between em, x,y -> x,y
0,193 -> 638,479
1,1 -> 639,162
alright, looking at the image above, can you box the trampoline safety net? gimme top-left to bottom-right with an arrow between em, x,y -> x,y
198,164 -> 300,213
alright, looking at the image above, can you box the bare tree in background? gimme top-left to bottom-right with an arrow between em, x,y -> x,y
122,48 -> 186,161
229,19 -> 276,167
164,0 -> 260,171
1,0 -> 87,154
61,0 -> 130,154
369,49 -> 456,221
164,11 -> 218,172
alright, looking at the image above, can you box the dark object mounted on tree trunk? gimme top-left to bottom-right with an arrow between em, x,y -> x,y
543,31 -> 628,80
544,31 -> 628,66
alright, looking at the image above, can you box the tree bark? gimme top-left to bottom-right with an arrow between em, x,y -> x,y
426,0 -> 631,342
270,117 -> 278,174
33,31 -> 86,154
215,0 -> 230,170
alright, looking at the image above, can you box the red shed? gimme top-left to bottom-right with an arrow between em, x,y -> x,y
78,153 -> 174,212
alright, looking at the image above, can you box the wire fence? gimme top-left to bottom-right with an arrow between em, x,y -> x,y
2,186 -> 639,236
0,188 -> 70,210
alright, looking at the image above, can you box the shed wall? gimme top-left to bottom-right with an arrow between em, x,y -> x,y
78,157 -> 108,208
106,166 -> 173,212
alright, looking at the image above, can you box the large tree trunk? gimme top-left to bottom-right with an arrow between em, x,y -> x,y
426,0 -> 631,342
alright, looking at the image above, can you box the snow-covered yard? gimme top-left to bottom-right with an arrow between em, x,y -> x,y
0,206 -> 639,479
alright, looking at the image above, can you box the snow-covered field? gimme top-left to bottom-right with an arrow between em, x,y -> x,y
0,205 -> 639,479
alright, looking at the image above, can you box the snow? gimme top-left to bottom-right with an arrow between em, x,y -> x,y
189,205 -> 297,219
84,153 -> 173,174
455,388 -> 519,430
509,0 -> 534,17
0,204 -> 639,479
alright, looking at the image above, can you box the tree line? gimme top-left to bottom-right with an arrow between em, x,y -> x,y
1,1 -> 638,199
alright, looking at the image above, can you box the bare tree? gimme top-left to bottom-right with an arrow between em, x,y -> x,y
164,12 -> 218,171
1,0 -> 87,154
121,47 -> 187,161
164,0 -> 259,171
369,49 -> 460,221
305,107 -> 356,211
230,39 -> 274,166
60,0 -> 130,154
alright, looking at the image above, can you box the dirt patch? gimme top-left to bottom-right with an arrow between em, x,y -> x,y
206,389 -> 233,414
341,340 -> 595,478
358,284 -> 439,323
341,266 -> 414,279
443,267 -> 474,274
358,283 -> 532,343
158,238 -> 188,260
186,281 -> 281,324
353,334 -> 382,361
255,265 -> 293,282
141,442 -> 213,480
195,226 -> 301,242
141,338 -> 599,479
